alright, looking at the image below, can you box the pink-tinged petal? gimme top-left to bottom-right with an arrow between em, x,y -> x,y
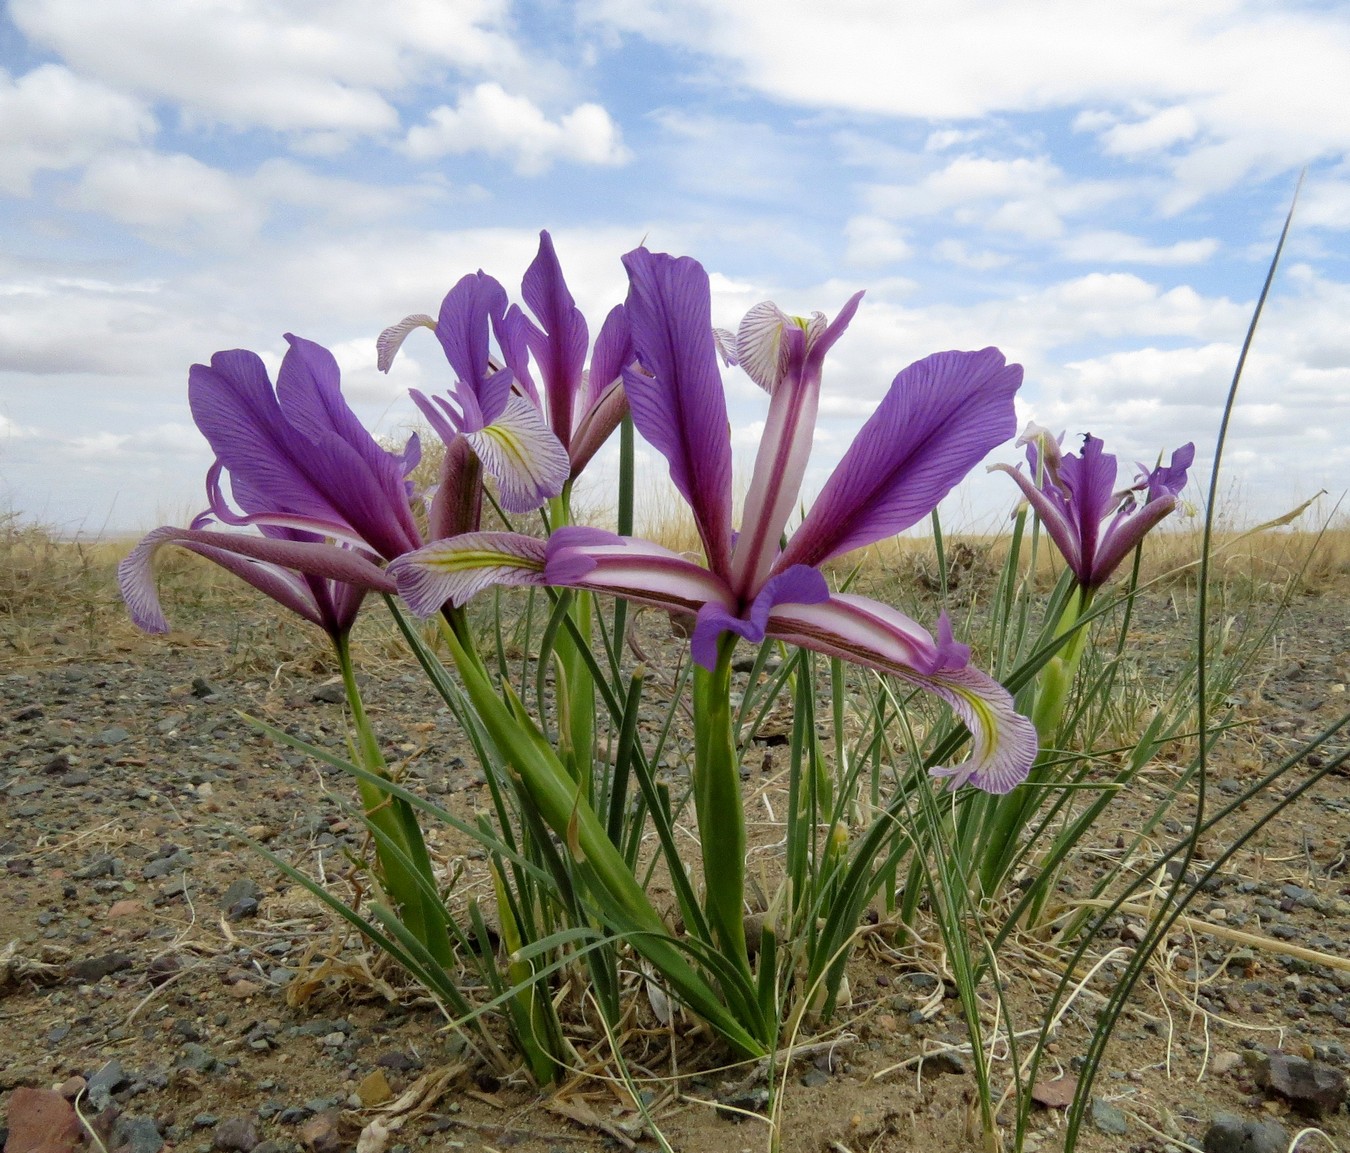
730,291 -> 863,600
765,592 -> 953,676
465,394 -> 570,513
781,348 -> 1021,572
543,536 -> 736,617
389,532 -> 548,615
120,527 -> 316,633
924,667 -> 1038,795
427,434 -> 483,541
376,313 -> 436,373
621,247 -> 733,578
119,527 -> 392,635
568,376 -> 628,477
581,304 -> 632,417
520,231 -> 589,447
436,272 -> 512,425
690,563 -> 829,669
765,592 -> 1035,794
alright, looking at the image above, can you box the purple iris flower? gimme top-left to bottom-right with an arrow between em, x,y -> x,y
376,232 -> 628,513
496,230 -> 633,480
992,424 -> 1195,590
390,247 -> 1038,794
119,335 -> 414,636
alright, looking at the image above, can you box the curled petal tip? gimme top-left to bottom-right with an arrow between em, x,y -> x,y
377,314 -> 436,373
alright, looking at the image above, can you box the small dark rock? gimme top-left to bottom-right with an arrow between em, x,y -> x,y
13,705 -> 44,721
1262,1051 -> 1347,1117
87,1059 -> 129,1111
213,1115 -> 260,1152
191,677 -> 219,698
69,952 -> 134,983
925,1050 -> 967,1075
110,1114 -> 164,1153
227,897 -> 260,921
1202,1112 -> 1289,1153
311,683 -> 346,704
177,1043 -> 217,1073
799,1068 -> 830,1088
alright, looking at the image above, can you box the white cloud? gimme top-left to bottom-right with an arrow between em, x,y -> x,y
0,64 -> 154,194
587,0 -> 1350,205
404,83 -> 630,173
866,155 -> 1123,240
10,0 -> 530,136
70,150 -> 263,239
1098,105 -> 1201,155
844,216 -> 912,266
1060,231 -> 1220,265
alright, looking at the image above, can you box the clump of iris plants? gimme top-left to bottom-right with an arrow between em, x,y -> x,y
122,228 -> 1313,1153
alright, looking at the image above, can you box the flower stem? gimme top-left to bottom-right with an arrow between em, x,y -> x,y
334,630 -> 453,967
692,635 -> 749,971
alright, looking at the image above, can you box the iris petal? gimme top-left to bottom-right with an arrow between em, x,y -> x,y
782,348 -> 1021,572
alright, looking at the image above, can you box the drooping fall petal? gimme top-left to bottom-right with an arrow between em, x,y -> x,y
464,395 -> 570,513
389,531 -> 550,615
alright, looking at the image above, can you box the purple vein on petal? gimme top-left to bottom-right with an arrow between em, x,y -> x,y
782,348 -> 1021,572
620,247 -> 733,578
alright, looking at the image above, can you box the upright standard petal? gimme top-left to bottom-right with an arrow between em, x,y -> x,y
781,348 -> 1021,572
729,291 -> 863,601
621,247 -> 734,578
519,230 -> 590,448
436,271 -> 512,427
274,335 -> 423,558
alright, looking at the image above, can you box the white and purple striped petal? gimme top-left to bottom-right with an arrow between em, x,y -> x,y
389,531 -> 550,616
465,395 -> 570,514
729,291 -> 863,601
765,592 -> 1034,794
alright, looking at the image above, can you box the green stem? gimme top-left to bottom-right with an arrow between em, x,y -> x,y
335,631 -> 453,967
692,636 -> 749,971
437,609 -> 766,1056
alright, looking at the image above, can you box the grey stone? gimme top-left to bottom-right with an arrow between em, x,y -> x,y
220,878 -> 262,909
1090,1097 -> 1128,1135
177,1043 -> 217,1073
87,1058 -> 129,1110
111,1115 -> 164,1153
1263,1051 -> 1348,1117
213,1115 -> 260,1152
1203,1112 -> 1289,1153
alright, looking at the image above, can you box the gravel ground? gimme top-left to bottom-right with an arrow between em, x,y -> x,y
2,573 -> 1348,1153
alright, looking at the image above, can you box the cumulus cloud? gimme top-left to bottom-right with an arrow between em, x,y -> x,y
0,64 -> 154,194
844,216 -> 912,266
1060,230 -> 1220,265
70,150 -> 263,239
404,83 -> 630,173
10,0 -> 531,136
865,155 -> 1124,240
585,0 -> 1350,205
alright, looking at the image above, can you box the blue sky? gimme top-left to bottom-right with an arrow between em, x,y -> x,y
1,0 -> 1347,536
